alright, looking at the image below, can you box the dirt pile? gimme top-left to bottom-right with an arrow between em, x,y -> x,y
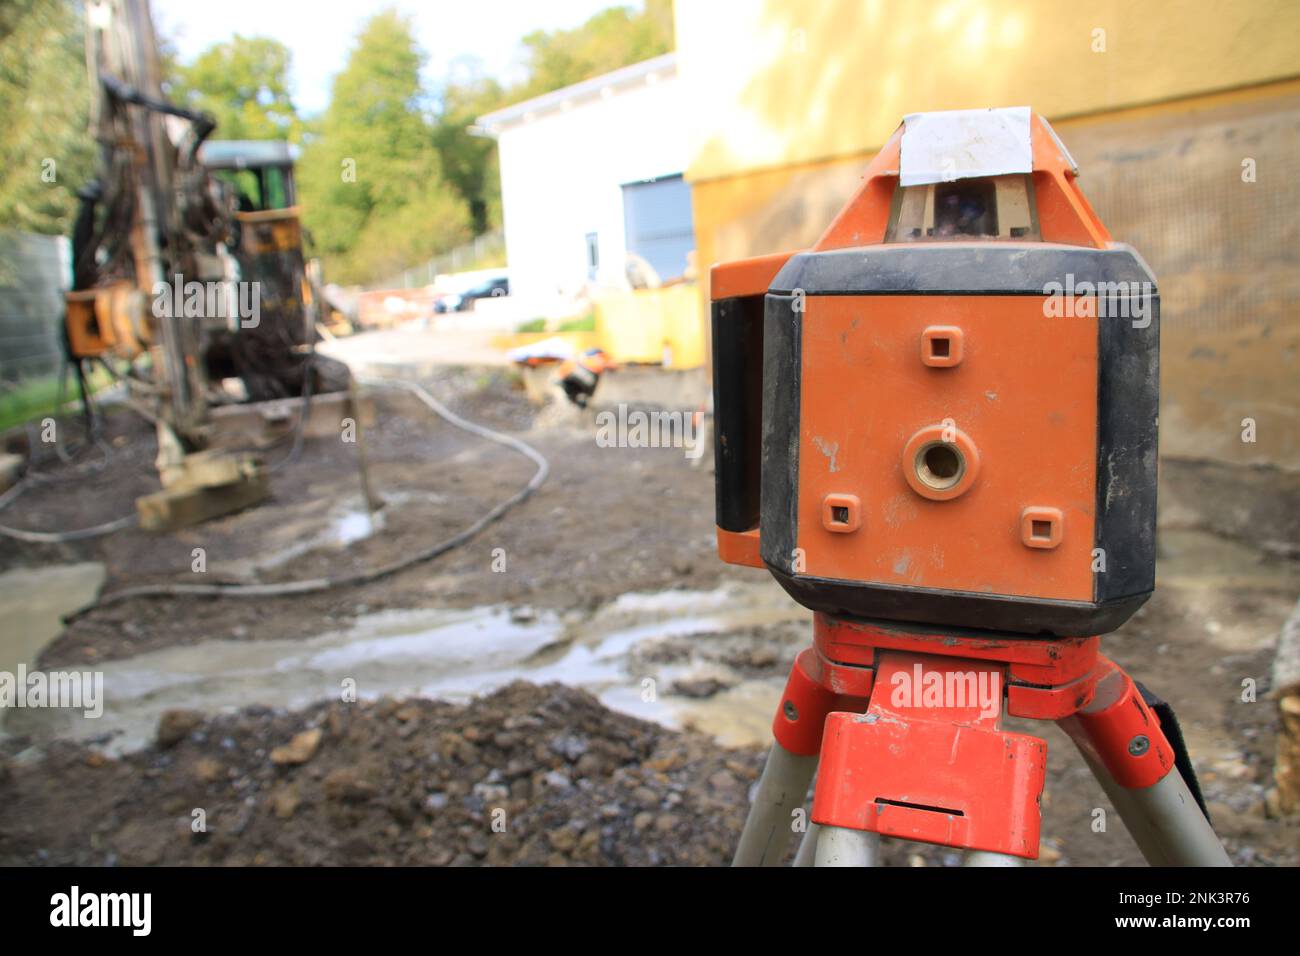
0,682 -> 766,866
3,666 -> 1295,868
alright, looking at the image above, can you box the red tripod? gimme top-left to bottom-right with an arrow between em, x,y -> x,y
734,615 -> 1230,866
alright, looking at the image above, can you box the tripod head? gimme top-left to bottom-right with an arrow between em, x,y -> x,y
710,108 -> 1159,637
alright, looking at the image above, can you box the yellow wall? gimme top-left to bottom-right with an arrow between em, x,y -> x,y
595,284 -> 708,368
676,0 -> 1300,183
688,81 -> 1300,469
680,0 -> 1300,306
675,1 -> 1300,467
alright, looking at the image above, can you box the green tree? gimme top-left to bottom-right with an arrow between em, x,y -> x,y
167,3 -> 677,281
432,65 -> 505,235
0,0 -> 96,235
296,9 -> 469,284
169,35 -> 300,141
513,0 -> 673,100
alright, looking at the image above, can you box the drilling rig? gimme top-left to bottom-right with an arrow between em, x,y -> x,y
63,0 -> 345,529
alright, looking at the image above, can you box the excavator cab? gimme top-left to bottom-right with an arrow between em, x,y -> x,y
198,140 -> 298,212
196,140 -> 334,401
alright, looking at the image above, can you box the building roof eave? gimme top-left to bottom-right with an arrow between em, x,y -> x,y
473,52 -> 676,138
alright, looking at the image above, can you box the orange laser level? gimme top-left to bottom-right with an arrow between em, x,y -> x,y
712,107 -> 1158,638
713,109 -> 1227,867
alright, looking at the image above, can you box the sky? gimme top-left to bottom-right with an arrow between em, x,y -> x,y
154,0 -> 628,116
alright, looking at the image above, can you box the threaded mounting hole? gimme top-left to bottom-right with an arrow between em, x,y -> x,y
915,442 -> 964,490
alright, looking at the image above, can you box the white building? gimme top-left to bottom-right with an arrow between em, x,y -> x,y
475,53 -> 694,304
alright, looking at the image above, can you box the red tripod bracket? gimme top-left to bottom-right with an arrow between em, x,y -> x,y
1065,663 -> 1178,789
810,652 -> 1047,858
772,615 -> 1102,757
779,615 -> 1183,859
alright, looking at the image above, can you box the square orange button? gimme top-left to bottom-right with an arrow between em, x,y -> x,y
822,494 -> 862,533
1021,506 -> 1064,549
921,325 -> 964,367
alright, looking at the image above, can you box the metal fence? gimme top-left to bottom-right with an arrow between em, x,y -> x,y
369,229 -> 505,291
0,230 -> 71,388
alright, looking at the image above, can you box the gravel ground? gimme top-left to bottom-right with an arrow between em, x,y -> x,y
0,683 -> 764,866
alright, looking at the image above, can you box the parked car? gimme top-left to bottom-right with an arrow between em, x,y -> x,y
434,276 -> 510,312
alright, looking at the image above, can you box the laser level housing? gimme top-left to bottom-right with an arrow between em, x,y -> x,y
711,108 -> 1159,637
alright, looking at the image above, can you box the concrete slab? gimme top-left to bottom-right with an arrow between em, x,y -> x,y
593,366 -> 710,411
318,323 -> 509,378
208,391 -> 375,449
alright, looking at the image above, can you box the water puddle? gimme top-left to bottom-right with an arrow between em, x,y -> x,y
332,508 -> 380,546
0,562 -> 105,678
2,579 -> 810,754
215,490 -> 440,578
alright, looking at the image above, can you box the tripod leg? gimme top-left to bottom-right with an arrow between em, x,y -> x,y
1116,771 -> 1230,867
1067,738 -> 1230,866
814,826 -> 879,866
734,647 -> 857,866
1057,660 -> 1230,867
1066,739 -> 1174,865
965,851 -> 1024,867
793,822 -> 821,866
732,742 -> 817,866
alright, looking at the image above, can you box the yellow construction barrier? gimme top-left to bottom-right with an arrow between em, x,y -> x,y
594,283 -> 706,368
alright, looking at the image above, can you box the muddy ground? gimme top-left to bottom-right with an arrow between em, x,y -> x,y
1,369 -> 1298,866
8,374 -> 727,666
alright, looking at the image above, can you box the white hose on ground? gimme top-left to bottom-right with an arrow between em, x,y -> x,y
40,377 -> 549,612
